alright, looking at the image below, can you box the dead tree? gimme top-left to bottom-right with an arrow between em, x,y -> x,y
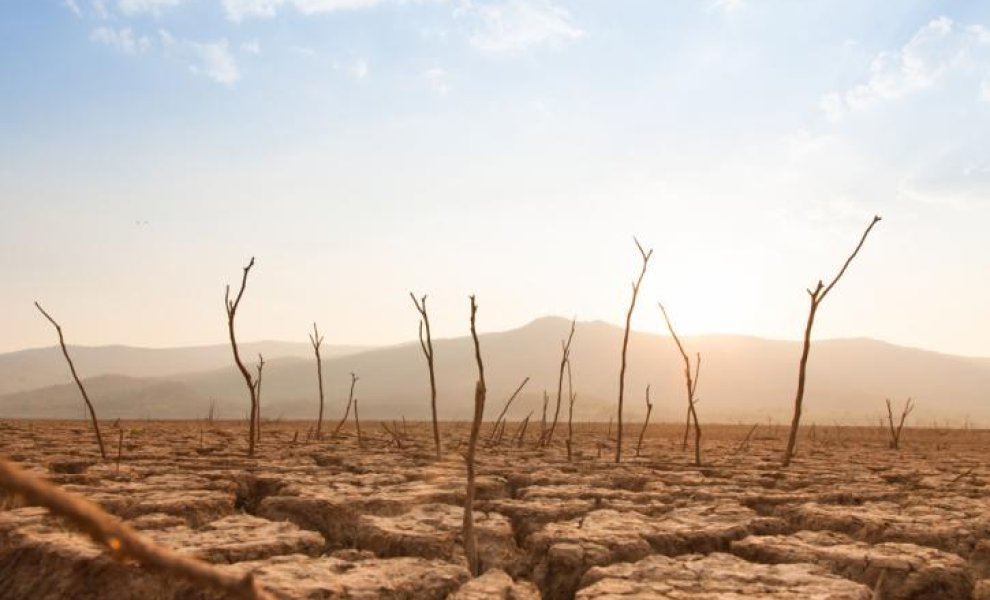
565,360 -> 577,461
353,396 -> 363,448
782,215 -> 882,467
0,457 -> 274,600
309,323 -> 326,439
539,391 -> 549,442
410,293 -> 441,459
659,303 -> 702,467
635,385 -> 653,457
545,318 -> 577,447
616,238 -> 652,463
254,354 -> 264,444
885,397 -> 914,450
489,376 -> 530,443
463,295 -> 487,577
333,372 -> 359,437
34,302 -> 106,460
734,423 -> 760,455
224,257 -> 260,457
514,411 -> 533,447
115,428 -> 124,476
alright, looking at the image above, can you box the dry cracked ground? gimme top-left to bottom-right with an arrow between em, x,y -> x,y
1,420 -> 988,599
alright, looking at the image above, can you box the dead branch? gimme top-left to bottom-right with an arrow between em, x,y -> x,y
254,354 -> 264,444
734,423 -> 760,455
546,318 -> 577,447
224,257 -> 259,457
489,376 -> 530,443
463,295 -> 486,576
309,323 -> 326,440
660,303 -> 702,466
514,412 -> 533,448
0,457 -> 274,600
539,390 -> 549,444
783,216 -> 881,467
34,302 -> 106,460
115,428 -> 124,475
565,360 -> 576,461
410,293 -> 441,459
333,372 -> 359,437
353,396 -> 363,448
616,237 -> 652,463
635,384 -> 653,457
885,397 -> 914,450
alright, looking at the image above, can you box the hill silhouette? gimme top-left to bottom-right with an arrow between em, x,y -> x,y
1,317 -> 987,425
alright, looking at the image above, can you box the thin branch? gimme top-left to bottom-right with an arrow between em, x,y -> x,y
820,215 -> 883,300
0,458 -> 274,600
34,302 -> 106,460
783,216 -> 881,467
489,376 -> 530,443
547,317 -> 576,446
410,292 -> 441,459
224,257 -> 258,457
616,237 -> 652,463
309,323 -> 326,439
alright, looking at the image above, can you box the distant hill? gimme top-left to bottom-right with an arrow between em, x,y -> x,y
1,317 -> 987,425
0,341 -> 367,396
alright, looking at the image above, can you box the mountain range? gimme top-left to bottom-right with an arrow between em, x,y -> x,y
1,317 -> 987,426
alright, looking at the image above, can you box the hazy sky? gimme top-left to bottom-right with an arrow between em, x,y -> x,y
2,1 -> 989,356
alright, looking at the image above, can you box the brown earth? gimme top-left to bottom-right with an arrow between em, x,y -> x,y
0,419 -> 987,599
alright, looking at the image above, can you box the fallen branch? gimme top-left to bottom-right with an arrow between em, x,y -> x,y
0,457 -> 274,600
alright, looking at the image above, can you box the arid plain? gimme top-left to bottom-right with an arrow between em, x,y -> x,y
2,420 -> 987,599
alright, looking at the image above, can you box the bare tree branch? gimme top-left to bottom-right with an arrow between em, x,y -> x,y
546,318 -> 576,447
224,257 -> 259,457
616,237 -> 652,463
463,295 -> 486,576
660,303 -> 702,466
309,323 -> 326,439
410,292 -> 441,459
34,302 -> 106,460
0,457 -> 274,600
783,216 -> 881,467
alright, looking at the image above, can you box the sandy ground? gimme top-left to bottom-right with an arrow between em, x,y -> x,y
1,419 -> 987,599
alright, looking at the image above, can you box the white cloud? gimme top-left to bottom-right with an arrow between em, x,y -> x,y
222,0 -> 398,20
292,0 -> 385,13
222,0 -> 284,22
117,0 -> 185,16
821,16 -> 990,120
63,0 -> 83,17
240,40 -> 261,54
90,27 -> 151,54
424,67 -> 449,95
189,39 -> 240,85
981,80 -> 990,103
467,0 -> 583,54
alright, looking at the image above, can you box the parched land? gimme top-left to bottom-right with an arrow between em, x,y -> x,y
1,420 -> 988,599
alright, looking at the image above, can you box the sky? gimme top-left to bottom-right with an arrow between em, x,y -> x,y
1,0 -> 989,357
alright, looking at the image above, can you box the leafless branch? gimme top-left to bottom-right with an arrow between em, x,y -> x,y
616,237 -> 652,463
0,458 -> 274,600
34,302 -> 106,460
410,292 -> 441,459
